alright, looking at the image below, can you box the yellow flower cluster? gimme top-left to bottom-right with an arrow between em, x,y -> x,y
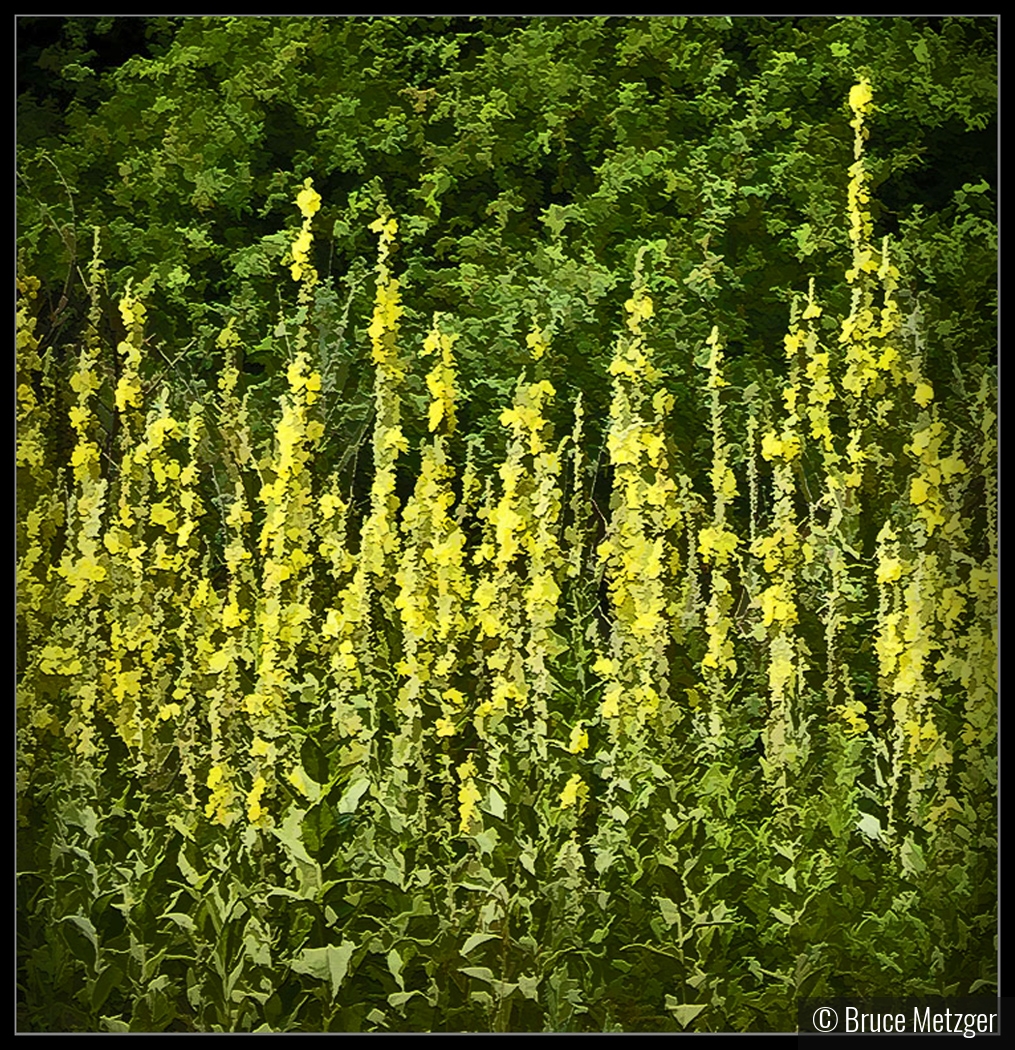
456,758 -> 481,833
115,289 -> 146,417
874,523 -> 953,827
289,177 -> 321,284
423,317 -> 460,434
697,326 -> 739,696
905,421 -> 966,538
58,330 -> 112,608
598,274 -> 681,732
559,772 -> 588,811
205,763 -> 236,825
395,316 -> 471,742
473,363 -> 565,737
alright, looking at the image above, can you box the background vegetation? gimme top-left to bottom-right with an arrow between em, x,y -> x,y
17,16 -> 996,1032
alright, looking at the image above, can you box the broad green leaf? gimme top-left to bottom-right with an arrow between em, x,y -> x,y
473,827 -> 499,855
462,932 -> 499,955
482,785 -> 507,819
857,813 -> 882,841
64,804 -> 99,840
658,896 -> 681,928
337,777 -> 370,814
388,990 -> 422,1009
160,911 -> 196,932
177,848 -> 202,888
61,913 -> 99,966
265,887 -> 307,902
91,965 -> 123,1013
291,941 -> 356,1002
901,835 -> 927,875
300,736 -> 329,785
460,965 -> 496,983
666,998 -> 707,1028
518,974 -> 540,1000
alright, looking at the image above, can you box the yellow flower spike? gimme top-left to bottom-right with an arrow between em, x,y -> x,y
559,773 -> 588,811
526,321 -> 550,361
913,381 -> 934,407
601,682 -> 622,719
567,723 -> 589,754
291,229 -> 312,258
435,716 -> 457,737
849,79 -> 873,112
296,179 -> 322,219
876,556 -> 904,584
246,775 -> 268,823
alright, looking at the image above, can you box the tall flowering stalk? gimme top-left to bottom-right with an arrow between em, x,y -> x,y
696,326 -> 739,732
837,78 -> 909,551
754,299 -> 812,789
321,211 -> 406,803
16,269 -> 64,794
596,256 -> 681,740
391,314 -> 471,836
471,330 -> 566,831
245,178 -> 326,825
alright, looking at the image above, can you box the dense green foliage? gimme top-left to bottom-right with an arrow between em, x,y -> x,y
17,16 -> 996,1033
18,16 -> 996,474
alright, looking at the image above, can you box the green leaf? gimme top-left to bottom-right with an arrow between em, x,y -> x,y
857,813 -> 882,841
665,999 -> 707,1028
387,990 -> 422,1009
91,965 -> 123,1013
482,785 -> 507,819
900,835 -> 926,875
658,897 -> 681,928
518,974 -> 540,1000
61,913 -> 99,967
300,736 -> 329,785
64,803 -> 99,839
290,941 -> 356,1002
387,947 -> 404,985
460,966 -> 496,984
272,806 -> 314,866
265,887 -> 307,902
473,827 -> 499,855
160,911 -> 196,932
337,777 -> 371,814
177,847 -> 203,888
462,932 -> 499,956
